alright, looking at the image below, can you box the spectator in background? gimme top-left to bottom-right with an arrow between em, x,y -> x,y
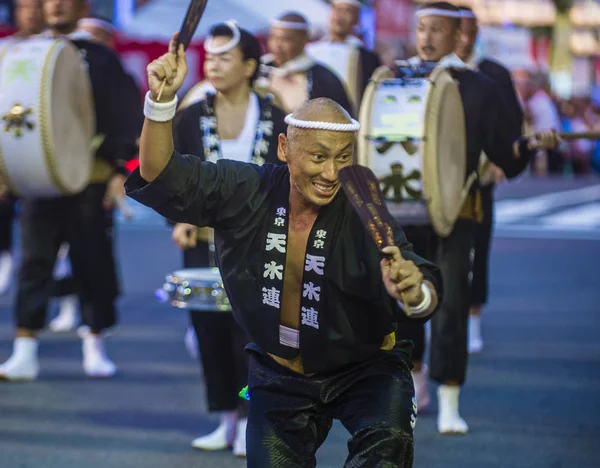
514,69 -> 563,176
13,0 -> 43,38
560,97 -> 594,175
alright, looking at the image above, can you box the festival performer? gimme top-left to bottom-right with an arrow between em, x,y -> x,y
0,0 -> 140,381
170,21 -> 287,458
49,13 -> 142,333
393,2 -> 559,434
455,6 -> 524,353
306,0 -> 381,115
126,32 -> 442,467
256,11 -> 353,115
0,0 -> 44,296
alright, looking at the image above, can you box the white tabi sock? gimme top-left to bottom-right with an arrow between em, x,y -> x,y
233,417 -> 247,457
82,334 -> 117,378
437,385 -> 469,434
191,411 -> 238,451
468,315 -> 483,354
49,295 -> 79,332
0,337 -> 40,381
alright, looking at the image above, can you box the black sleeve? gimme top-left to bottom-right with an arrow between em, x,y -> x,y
125,151 -> 268,231
391,222 -> 443,324
360,48 -> 382,94
480,60 -> 524,134
479,79 -> 532,179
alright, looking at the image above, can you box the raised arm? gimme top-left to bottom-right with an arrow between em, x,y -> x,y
140,33 -> 188,182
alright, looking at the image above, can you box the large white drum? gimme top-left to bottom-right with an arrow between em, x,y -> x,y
0,37 -> 94,197
157,267 -> 231,312
358,65 -> 470,237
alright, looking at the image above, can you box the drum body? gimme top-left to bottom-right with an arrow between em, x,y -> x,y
159,267 -> 231,312
0,37 -> 94,197
358,65 -> 467,237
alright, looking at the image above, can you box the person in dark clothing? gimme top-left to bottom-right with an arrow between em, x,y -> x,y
455,6 -> 524,354
126,32 -> 443,466
170,21 -> 287,458
0,0 -> 140,381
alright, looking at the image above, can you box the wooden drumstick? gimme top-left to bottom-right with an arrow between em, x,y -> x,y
156,0 -> 209,102
558,131 -> 600,141
527,131 -> 600,141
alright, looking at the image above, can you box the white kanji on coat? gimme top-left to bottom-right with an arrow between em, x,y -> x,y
313,239 -> 325,249
301,307 -> 319,329
305,254 -> 326,275
265,233 -> 287,253
274,217 -> 285,227
262,287 -> 281,308
276,207 -> 287,217
302,282 -> 321,301
263,261 -> 284,280
315,229 -> 327,239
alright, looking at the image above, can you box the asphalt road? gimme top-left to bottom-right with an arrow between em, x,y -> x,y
0,176 -> 599,468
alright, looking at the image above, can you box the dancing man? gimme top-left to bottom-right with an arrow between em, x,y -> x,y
126,33 -> 442,467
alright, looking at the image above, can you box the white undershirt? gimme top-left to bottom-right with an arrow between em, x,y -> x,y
219,92 -> 259,162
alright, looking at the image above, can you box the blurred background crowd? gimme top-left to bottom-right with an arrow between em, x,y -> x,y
1,0 -> 599,177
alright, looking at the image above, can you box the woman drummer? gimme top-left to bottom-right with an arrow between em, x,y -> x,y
169,20 -> 286,458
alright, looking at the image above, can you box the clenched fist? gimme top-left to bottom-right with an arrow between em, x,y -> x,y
147,32 -> 188,103
527,129 -> 562,151
172,223 -> 197,250
380,246 -> 425,305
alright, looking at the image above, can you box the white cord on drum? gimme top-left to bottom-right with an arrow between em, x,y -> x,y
284,114 -> 360,132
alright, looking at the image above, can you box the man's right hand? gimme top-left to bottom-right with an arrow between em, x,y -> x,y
172,223 -> 197,250
147,32 -> 188,103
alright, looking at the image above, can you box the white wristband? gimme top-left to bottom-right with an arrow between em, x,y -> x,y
144,91 -> 178,122
397,283 -> 432,317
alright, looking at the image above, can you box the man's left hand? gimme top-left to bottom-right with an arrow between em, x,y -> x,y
380,246 -> 424,305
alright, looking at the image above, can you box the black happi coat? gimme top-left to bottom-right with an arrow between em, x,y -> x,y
477,58 -> 524,134
173,92 -> 286,165
71,39 -> 142,169
451,67 -> 532,180
263,57 -> 354,117
126,156 -> 442,374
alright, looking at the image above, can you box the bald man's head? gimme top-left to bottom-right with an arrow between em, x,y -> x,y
287,98 -> 353,145
277,98 -> 355,208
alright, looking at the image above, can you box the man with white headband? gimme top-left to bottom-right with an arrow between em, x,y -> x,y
455,6 -> 524,355
126,32 -> 443,466
393,1 -> 560,435
256,11 -> 353,115
306,0 -> 381,115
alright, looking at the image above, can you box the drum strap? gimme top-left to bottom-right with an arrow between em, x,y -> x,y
458,187 -> 483,223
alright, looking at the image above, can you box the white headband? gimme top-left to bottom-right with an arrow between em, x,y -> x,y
204,20 -> 241,55
285,114 -> 360,132
270,18 -> 310,30
332,0 -> 363,7
415,8 -> 463,19
78,18 -> 117,33
459,10 -> 477,19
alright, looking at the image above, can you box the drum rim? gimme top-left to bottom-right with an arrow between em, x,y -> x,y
0,44 -> 18,194
422,66 -> 467,237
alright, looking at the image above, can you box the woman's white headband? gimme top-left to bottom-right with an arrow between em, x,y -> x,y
415,8 -> 463,19
204,20 -> 241,55
270,19 -> 310,30
332,0 -> 363,8
285,114 -> 360,132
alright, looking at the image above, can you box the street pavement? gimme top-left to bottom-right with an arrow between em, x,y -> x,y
0,176 -> 599,468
